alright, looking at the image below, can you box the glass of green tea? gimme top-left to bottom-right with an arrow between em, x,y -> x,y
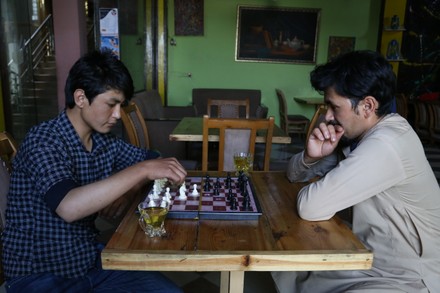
138,199 -> 170,237
233,152 -> 253,175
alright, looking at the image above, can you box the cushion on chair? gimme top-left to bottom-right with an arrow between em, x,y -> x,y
132,90 -> 196,119
192,88 -> 268,118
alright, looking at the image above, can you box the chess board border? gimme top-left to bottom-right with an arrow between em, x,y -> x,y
141,175 -> 263,220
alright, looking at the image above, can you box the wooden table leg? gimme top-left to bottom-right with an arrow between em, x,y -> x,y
220,271 -> 245,293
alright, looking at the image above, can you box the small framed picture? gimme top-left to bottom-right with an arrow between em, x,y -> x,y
327,36 -> 356,61
174,0 -> 204,36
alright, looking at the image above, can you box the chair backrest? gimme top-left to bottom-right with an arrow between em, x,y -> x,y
0,131 -> 18,172
207,98 -> 250,119
0,158 -> 9,231
306,105 -> 328,142
202,115 -> 274,172
275,89 -> 289,133
428,103 -> 440,141
120,102 -> 150,148
0,158 -> 9,284
395,93 -> 408,118
132,90 -> 164,119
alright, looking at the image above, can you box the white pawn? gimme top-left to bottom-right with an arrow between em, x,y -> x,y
148,198 -> 156,207
191,184 -> 199,196
160,200 -> 168,208
164,187 -> 171,202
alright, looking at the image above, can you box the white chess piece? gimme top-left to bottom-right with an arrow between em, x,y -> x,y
148,198 -> 156,207
160,200 -> 167,208
164,187 -> 171,202
152,184 -> 160,199
191,183 -> 199,196
178,183 -> 187,200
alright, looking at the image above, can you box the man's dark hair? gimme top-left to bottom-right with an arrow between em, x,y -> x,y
310,50 -> 396,116
64,49 -> 134,109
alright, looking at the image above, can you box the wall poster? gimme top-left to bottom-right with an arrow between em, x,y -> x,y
99,8 -> 120,59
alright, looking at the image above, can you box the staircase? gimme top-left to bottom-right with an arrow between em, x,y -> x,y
12,55 -> 58,142
10,14 -> 58,143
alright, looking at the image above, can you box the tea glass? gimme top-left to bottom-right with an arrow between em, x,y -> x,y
233,152 -> 253,175
138,199 -> 170,237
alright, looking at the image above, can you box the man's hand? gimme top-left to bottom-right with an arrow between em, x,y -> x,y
142,157 -> 187,186
305,122 -> 345,163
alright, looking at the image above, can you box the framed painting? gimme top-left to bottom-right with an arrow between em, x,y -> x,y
235,6 -> 320,64
327,36 -> 356,61
174,0 -> 204,36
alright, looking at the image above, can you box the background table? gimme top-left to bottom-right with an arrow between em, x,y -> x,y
101,171 -> 372,293
169,117 -> 291,144
294,97 -> 325,110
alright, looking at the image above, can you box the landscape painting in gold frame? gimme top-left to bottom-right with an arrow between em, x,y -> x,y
235,6 -> 320,64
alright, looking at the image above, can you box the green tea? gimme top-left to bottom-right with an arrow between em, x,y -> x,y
141,207 -> 168,228
234,154 -> 252,174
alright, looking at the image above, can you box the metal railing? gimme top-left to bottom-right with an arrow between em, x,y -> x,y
20,14 -> 55,82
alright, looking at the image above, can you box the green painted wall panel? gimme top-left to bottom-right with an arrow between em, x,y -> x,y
166,0 -> 382,123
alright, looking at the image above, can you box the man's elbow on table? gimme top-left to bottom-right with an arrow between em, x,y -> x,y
297,195 -> 335,221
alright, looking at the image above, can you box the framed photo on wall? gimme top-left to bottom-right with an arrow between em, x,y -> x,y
235,6 -> 320,64
327,36 -> 356,61
174,0 -> 204,36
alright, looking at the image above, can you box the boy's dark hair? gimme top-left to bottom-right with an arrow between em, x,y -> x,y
64,49 -> 134,108
310,50 -> 396,116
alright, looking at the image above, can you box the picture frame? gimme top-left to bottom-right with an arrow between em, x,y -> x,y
235,6 -> 320,64
174,0 -> 204,36
327,36 -> 356,61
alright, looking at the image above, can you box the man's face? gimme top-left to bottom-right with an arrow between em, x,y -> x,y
324,88 -> 367,140
81,89 -> 125,134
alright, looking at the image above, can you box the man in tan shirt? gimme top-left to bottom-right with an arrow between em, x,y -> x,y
272,50 -> 440,292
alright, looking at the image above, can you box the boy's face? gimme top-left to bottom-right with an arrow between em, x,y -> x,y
81,89 -> 125,134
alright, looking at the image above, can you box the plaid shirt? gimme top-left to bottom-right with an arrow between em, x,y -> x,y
2,111 -> 158,278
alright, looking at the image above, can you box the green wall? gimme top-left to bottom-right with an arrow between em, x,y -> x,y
166,0 -> 382,122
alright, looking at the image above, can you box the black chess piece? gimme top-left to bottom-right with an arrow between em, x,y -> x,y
225,175 -> 231,189
227,188 -> 234,201
242,196 -> 250,210
230,197 -> 238,210
203,180 -> 210,192
215,177 -> 221,189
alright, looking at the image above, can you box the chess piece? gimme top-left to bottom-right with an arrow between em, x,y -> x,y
228,189 -> 234,201
191,184 -> 199,196
148,198 -> 156,207
164,187 -> 171,202
178,183 -> 187,200
230,197 -> 238,210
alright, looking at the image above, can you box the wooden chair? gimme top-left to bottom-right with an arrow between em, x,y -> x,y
428,102 -> 440,144
0,131 -> 19,172
306,105 -> 328,143
395,93 -> 408,119
202,115 -> 274,172
413,100 -> 432,144
120,102 -> 198,169
120,102 -> 151,149
207,98 -> 250,119
276,89 -> 310,139
0,158 -> 10,284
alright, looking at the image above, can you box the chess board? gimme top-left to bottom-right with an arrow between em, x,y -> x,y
142,175 -> 262,220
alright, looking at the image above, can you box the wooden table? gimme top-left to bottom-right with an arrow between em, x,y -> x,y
101,171 -> 373,293
169,117 -> 291,144
294,97 -> 325,110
